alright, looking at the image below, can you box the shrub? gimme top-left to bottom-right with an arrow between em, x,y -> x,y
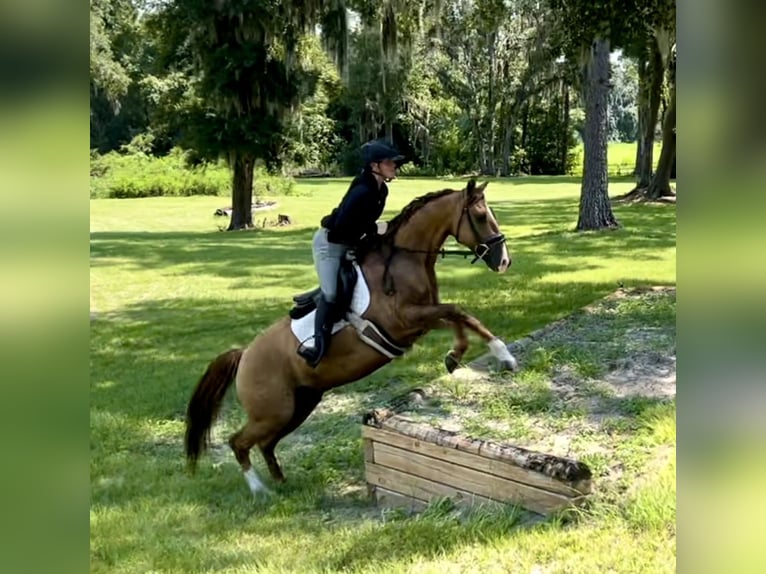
90,148 -> 296,199
253,166 -> 296,197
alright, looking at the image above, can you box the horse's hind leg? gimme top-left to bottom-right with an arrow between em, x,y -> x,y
259,386 -> 324,483
228,423 -> 273,496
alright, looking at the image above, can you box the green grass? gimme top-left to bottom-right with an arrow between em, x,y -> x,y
570,141 -> 664,176
90,175 -> 676,573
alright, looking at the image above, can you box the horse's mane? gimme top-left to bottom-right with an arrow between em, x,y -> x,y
385,187 -> 461,239
355,187 -> 461,261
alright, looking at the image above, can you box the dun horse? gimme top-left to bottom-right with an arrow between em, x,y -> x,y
185,179 -> 518,494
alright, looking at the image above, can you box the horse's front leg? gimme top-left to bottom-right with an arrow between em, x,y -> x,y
402,304 -> 518,372
445,322 -> 469,374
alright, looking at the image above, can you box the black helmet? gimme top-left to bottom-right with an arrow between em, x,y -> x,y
362,140 -> 406,167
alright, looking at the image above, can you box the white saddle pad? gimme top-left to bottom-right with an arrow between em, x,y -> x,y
290,262 -> 371,349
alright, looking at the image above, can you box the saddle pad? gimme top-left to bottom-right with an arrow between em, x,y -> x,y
290,262 -> 371,349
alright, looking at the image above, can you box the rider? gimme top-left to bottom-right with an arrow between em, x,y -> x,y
297,139 -> 406,368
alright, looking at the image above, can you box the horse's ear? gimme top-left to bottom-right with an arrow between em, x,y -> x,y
477,181 -> 489,193
466,179 -> 476,194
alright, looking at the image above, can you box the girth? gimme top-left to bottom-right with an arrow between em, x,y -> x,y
346,313 -> 409,359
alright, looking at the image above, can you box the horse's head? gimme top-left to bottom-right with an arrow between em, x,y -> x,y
455,179 -> 510,273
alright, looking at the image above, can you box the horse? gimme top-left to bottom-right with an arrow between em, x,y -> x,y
184,178 -> 519,495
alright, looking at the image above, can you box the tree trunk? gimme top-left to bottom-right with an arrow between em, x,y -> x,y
228,152 -> 255,230
501,112 -> 515,176
560,82 -> 570,174
487,32 -> 497,175
630,39 -> 664,193
576,38 -> 619,231
519,102 -> 530,174
646,70 -> 675,200
473,117 -> 488,174
520,102 -> 529,150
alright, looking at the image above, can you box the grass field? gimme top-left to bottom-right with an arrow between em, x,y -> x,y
570,141 -> 663,176
90,175 -> 676,573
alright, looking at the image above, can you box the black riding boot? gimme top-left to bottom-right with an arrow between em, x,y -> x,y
297,296 -> 336,368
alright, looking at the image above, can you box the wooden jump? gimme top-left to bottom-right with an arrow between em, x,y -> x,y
362,405 -> 592,516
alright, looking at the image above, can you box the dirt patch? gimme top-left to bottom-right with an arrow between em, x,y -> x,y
385,287 -> 676,483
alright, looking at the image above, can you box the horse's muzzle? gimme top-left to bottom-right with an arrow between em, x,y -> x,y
475,234 -> 510,273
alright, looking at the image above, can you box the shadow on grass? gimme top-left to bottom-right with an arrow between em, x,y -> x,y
90,195 -> 675,285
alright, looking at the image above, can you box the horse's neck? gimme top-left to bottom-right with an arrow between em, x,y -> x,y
394,192 -> 459,253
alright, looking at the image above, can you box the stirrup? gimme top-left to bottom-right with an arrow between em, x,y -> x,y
297,346 -> 322,368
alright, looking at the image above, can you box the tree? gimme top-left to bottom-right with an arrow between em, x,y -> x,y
576,38 -> 619,230
552,0 -> 675,225
552,0 -> 627,230
631,36 -> 664,188
281,36 -> 343,172
156,0 -> 348,230
90,0 -> 156,152
90,0 -> 133,109
620,0 -> 675,200
433,0 -> 566,175
349,0 -> 427,143
645,43 -> 675,200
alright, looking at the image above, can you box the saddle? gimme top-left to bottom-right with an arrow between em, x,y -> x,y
289,254 -> 359,320
289,255 -> 409,360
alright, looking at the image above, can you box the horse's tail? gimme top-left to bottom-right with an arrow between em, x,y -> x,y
184,348 -> 243,473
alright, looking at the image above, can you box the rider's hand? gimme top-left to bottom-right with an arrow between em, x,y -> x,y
376,221 -> 388,235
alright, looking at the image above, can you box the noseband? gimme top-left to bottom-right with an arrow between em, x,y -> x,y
457,194 -> 507,265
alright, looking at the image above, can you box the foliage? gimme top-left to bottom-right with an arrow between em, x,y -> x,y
89,1 -> 672,183
608,53 -> 639,142
90,147 -> 295,199
90,0 -> 156,152
152,0 -> 348,165
90,0 -> 135,106
280,36 -> 344,173
516,98 -> 579,175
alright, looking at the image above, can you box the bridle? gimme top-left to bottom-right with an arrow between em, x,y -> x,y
380,191 -> 507,295
456,193 -> 507,264
389,191 -> 506,264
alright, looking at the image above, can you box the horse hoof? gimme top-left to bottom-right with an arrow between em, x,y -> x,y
499,358 -> 519,372
445,352 -> 460,373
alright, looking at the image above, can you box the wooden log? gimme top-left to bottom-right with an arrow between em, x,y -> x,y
372,414 -> 592,485
370,441 -> 584,516
362,426 -> 590,496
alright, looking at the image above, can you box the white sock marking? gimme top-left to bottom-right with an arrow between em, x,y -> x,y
488,337 -> 519,370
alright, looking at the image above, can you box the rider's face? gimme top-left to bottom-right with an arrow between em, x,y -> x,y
376,159 -> 398,181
